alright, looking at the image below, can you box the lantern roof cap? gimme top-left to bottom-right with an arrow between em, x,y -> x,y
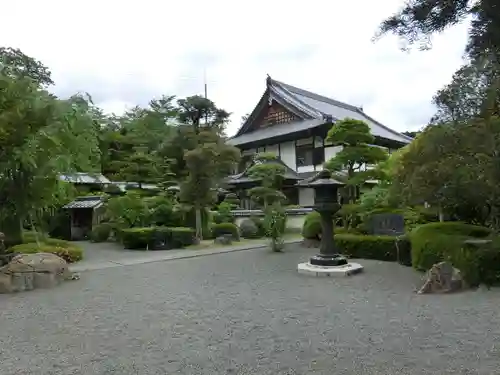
298,169 -> 345,188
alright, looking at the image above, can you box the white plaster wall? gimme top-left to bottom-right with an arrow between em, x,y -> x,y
279,141 -> 296,170
266,144 -> 279,156
299,188 -> 315,206
324,145 -> 342,161
234,215 -> 305,230
241,148 -> 256,156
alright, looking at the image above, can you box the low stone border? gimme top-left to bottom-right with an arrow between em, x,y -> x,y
70,239 -> 302,273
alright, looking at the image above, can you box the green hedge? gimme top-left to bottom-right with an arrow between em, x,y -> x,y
211,222 -> 240,240
410,222 -> 492,271
409,221 -> 498,286
302,211 -> 360,239
120,226 -> 196,250
302,212 -> 322,239
9,239 -> 83,263
91,223 -> 112,243
335,234 -> 411,266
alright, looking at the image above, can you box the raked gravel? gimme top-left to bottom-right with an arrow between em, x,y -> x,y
1,244 -> 499,374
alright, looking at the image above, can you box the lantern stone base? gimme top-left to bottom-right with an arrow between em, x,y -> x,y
297,261 -> 364,277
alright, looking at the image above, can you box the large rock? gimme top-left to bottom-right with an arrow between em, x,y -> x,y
214,235 -> 232,246
417,261 -> 466,294
0,253 -> 77,293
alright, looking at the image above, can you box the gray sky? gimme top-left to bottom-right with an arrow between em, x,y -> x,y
1,0 -> 469,136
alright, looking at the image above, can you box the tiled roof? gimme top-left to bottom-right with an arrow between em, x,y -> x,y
229,77 -> 413,146
227,118 -> 324,146
60,173 -> 111,184
226,157 -> 301,185
63,196 -> 104,209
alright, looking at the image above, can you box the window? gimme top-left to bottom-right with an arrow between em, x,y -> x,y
296,138 -> 324,167
296,143 -> 314,167
312,147 -> 325,165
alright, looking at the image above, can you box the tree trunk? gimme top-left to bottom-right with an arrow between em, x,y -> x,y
438,206 -> 444,222
195,207 -> 203,241
0,213 -> 23,249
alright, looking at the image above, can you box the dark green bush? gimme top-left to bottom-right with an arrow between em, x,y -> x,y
213,202 -> 234,224
302,212 -> 360,239
410,221 -> 492,271
239,219 -> 260,239
335,234 -> 411,265
409,221 -> 497,286
212,222 -> 240,240
169,227 -> 196,247
120,226 -> 196,250
120,227 -> 155,249
302,212 -> 322,239
91,223 -> 112,243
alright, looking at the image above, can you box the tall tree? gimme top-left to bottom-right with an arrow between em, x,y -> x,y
374,0 -> 500,61
391,117 -> 500,227
0,74 -> 100,246
375,0 -> 500,124
431,59 -> 500,124
118,147 -> 161,189
0,47 -> 53,86
247,153 -> 287,208
179,129 -> 240,240
324,118 -> 388,203
177,95 -> 231,135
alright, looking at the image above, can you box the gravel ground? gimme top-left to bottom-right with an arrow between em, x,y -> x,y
1,244 -> 499,375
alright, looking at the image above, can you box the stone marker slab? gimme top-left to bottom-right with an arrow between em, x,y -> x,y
369,213 -> 405,236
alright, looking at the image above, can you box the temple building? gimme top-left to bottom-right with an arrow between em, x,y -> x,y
225,76 -> 412,208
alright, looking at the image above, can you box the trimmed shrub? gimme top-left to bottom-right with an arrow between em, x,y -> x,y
302,212 -> 360,239
91,223 -> 112,243
212,222 -> 240,240
120,227 -> 155,249
239,219 -> 260,239
169,227 -> 196,247
9,240 -> 83,263
302,212 -> 322,239
120,227 -> 196,250
410,221 -> 492,272
409,222 -> 500,286
335,234 -> 411,265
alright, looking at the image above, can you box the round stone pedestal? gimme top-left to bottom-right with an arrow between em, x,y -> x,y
297,261 -> 364,277
309,254 -> 348,267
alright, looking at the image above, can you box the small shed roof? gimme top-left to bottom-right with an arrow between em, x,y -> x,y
63,196 -> 104,209
226,157 -> 301,185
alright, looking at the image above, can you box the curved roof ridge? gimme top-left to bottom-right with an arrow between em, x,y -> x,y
269,78 -> 362,113
269,83 -> 322,118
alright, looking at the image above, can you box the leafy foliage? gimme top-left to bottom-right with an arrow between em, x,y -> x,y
0,72 -> 100,246
263,203 -> 287,252
325,118 -> 388,203
0,47 -> 53,86
431,60 -> 500,124
247,153 -> 287,207
375,0 -> 497,61
391,117 -> 500,227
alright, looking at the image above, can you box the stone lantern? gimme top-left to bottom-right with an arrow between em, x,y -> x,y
297,169 -> 363,277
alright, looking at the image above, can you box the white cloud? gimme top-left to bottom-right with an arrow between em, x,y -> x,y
1,0 -> 469,135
